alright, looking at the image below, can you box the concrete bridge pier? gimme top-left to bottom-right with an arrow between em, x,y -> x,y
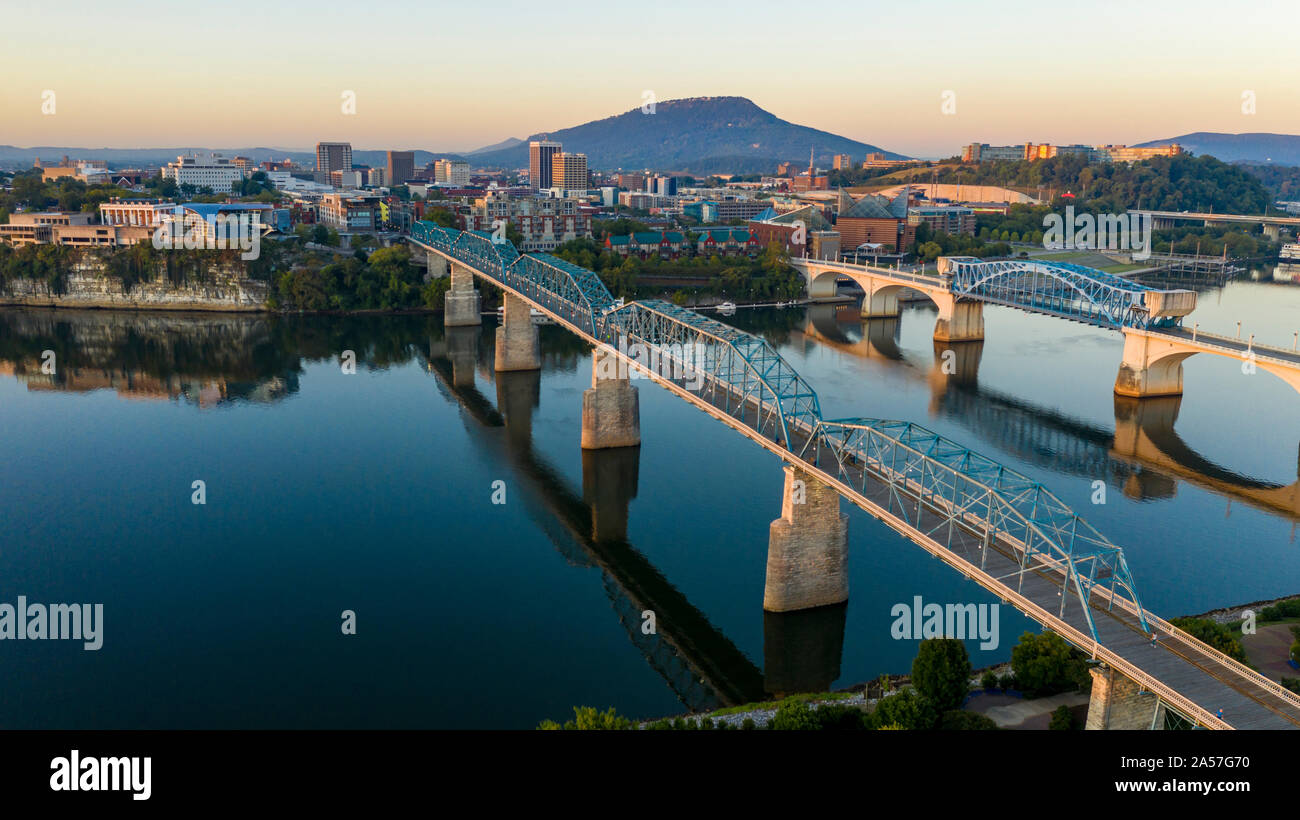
425,252 -> 449,280
859,282 -> 901,319
494,292 -> 541,372
1085,665 -> 1166,729
764,465 -> 849,612
581,345 -> 641,450
445,325 -> 480,388
1264,223 -> 1282,241
444,262 -> 482,327
582,446 -> 640,543
1115,329 -> 1186,398
932,293 -> 984,343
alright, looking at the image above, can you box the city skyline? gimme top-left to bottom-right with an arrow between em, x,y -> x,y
4,0 -> 1299,157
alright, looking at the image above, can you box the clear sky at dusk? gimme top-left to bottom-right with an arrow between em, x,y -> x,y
3,0 -> 1298,157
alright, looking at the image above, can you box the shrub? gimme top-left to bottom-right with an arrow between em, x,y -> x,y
869,689 -> 939,731
911,638 -> 972,712
741,717 -> 757,730
1260,598 -> 1300,622
769,699 -> 821,731
1049,705 -> 1075,730
980,670 -> 1000,691
536,706 -> 633,730
939,710 -> 999,730
810,704 -> 870,731
1010,631 -> 1089,697
999,674 -> 1017,692
1291,640 -> 1300,664
1282,678 -> 1300,694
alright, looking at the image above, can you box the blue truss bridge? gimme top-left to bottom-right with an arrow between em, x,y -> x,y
939,256 -> 1197,330
409,223 -> 1300,729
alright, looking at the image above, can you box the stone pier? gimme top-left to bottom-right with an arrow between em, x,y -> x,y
581,346 -> 641,450
1085,665 -> 1164,729
764,465 -> 849,612
1115,329 -> 1187,398
444,262 -> 481,327
932,293 -> 984,343
426,252 -> 449,280
494,292 -> 541,372
859,282 -> 902,319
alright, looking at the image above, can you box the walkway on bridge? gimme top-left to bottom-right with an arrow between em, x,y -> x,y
408,223 -> 1300,729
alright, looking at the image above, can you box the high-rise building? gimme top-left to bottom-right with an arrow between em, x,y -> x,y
386,150 -> 414,187
434,159 -> 471,186
652,175 -> 677,197
832,154 -> 853,170
316,142 -> 353,174
529,140 -> 561,190
550,152 -> 588,194
161,153 -> 245,192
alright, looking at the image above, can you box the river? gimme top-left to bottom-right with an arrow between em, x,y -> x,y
1,274 -> 1297,728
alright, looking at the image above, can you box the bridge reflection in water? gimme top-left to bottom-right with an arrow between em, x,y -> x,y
426,323 -> 843,710
802,303 -> 1300,526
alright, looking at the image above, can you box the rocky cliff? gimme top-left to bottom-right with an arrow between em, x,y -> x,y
0,251 -> 269,311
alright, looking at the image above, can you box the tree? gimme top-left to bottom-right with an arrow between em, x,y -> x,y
939,710 -> 999,730
1010,631 -> 1089,697
1049,705 -> 1075,730
911,638 -> 972,712
1169,618 -> 1248,663
869,689 -> 938,730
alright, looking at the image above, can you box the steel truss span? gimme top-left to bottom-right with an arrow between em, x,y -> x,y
942,256 -> 1189,330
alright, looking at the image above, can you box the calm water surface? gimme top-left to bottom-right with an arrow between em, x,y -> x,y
1,275 -> 1298,728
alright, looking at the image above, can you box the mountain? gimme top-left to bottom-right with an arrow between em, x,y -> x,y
0,146 -> 467,170
1135,132 -> 1300,166
469,96 -> 907,173
466,137 -> 524,155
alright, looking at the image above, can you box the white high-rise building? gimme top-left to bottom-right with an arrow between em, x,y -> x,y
434,159 -> 470,186
162,153 -> 244,192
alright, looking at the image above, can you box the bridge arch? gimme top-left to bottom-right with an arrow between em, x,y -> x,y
798,261 -> 983,342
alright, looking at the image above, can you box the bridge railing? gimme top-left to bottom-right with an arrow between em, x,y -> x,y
1174,327 -> 1300,363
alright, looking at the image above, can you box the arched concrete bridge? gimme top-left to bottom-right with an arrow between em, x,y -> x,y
791,255 -> 1300,401
409,223 -> 1300,729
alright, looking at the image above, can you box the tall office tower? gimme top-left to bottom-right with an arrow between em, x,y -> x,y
386,150 -> 414,187
316,142 -> 353,174
529,139 -> 561,190
550,152 -> 588,194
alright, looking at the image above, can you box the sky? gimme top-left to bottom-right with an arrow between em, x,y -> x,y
3,0 -> 1299,158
